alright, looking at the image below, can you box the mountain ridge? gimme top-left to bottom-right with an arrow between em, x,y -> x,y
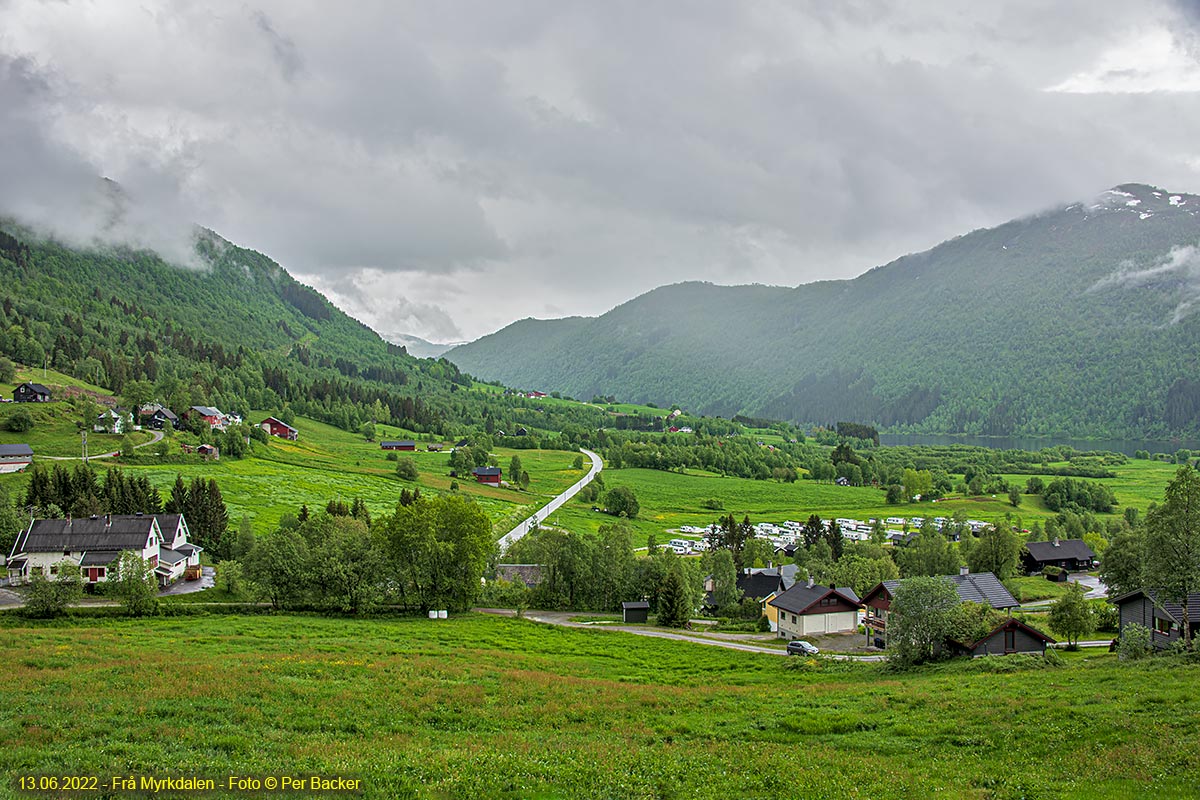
447,183 -> 1200,438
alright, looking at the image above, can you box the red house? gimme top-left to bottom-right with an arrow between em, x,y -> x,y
472,466 -> 502,484
381,441 -> 416,451
260,416 -> 299,441
186,406 -> 224,428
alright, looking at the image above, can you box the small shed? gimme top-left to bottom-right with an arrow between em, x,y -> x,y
472,466 -> 502,484
622,601 -> 650,624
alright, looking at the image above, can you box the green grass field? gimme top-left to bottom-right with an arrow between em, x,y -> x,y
0,613 -> 1194,799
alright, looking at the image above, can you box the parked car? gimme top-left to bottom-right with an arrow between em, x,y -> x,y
786,640 -> 819,656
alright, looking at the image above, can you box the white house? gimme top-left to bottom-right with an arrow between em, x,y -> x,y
93,408 -> 131,434
7,513 -> 202,587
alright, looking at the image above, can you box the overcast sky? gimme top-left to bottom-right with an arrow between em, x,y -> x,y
3,1 -> 1200,343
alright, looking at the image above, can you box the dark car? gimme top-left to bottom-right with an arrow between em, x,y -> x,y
786,640 -> 819,656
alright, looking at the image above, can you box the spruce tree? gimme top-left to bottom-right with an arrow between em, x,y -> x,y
657,569 -> 690,628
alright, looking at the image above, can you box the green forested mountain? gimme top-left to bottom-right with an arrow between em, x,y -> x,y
0,220 -> 607,439
447,184 -> 1200,438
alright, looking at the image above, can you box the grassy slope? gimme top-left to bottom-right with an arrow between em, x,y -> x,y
0,614 -> 1194,799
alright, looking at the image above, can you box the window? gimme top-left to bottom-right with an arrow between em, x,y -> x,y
49,564 -> 58,576
30,566 -> 43,576
1155,617 -> 1173,635
791,614 -> 796,623
1004,630 -> 1015,651
96,567 -> 106,579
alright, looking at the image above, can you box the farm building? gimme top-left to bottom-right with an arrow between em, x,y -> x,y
260,416 -> 299,441
622,601 -> 650,623
427,443 -> 444,452
197,444 -> 219,460
186,406 -> 225,429
495,564 -> 544,588
1022,538 -> 1096,574
6,513 -> 202,587
13,382 -> 50,403
0,443 -> 33,473
769,581 -> 862,637
472,466 -> 502,484
144,406 -> 179,430
381,441 -> 416,451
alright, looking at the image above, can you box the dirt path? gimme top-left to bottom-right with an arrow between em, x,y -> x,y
40,428 -> 165,461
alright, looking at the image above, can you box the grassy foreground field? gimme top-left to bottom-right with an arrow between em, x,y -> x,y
0,613 -> 1196,799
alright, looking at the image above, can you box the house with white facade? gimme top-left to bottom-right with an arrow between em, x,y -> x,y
6,513 -> 202,587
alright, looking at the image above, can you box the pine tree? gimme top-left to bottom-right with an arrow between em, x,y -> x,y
164,474 -> 188,514
657,569 -> 690,628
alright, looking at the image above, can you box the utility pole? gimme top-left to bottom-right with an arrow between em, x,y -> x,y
81,430 -> 88,463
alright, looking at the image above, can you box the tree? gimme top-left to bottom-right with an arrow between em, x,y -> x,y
308,515 -> 385,614
230,516 -> 257,560
968,524 -> 1020,580
1142,466 -> 1200,648
572,455 -> 585,470
656,568 -> 690,627
164,474 -> 188,514
889,576 -> 960,665
0,356 -> 14,383
25,562 -> 83,617
359,421 -> 376,442
509,455 -> 523,483
1048,582 -> 1091,648
1098,528 -> 1143,598
1008,487 -> 1022,507
184,477 -> 229,558
604,486 -> 639,519
710,549 -> 742,612
896,525 -> 958,577
395,457 -> 419,481
214,560 -> 248,598
706,513 -> 755,571
112,552 -> 159,617
243,526 -> 310,609
830,550 -> 900,598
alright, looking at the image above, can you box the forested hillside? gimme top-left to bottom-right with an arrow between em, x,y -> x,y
448,184 -> 1200,438
0,221 -> 607,440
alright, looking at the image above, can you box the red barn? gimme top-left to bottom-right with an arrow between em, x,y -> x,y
260,416 -> 299,441
472,466 -> 502,484
381,441 -> 416,451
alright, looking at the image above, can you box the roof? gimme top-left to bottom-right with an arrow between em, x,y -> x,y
1113,588 -> 1200,625
6,558 -> 26,571
738,570 -> 785,599
496,564 -> 544,586
152,407 -> 179,420
959,618 -> 1056,649
17,382 -> 50,394
190,406 -> 222,417
867,572 -> 1018,610
80,551 -> 121,566
473,467 -> 502,476
0,444 -> 33,457
381,440 -> 415,447
769,583 -> 862,614
261,416 -> 298,432
622,601 -> 650,610
1024,539 -> 1096,563
158,547 -> 188,565
12,516 -> 158,557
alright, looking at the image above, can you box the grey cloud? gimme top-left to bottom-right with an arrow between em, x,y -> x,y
3,1 -> 1200,341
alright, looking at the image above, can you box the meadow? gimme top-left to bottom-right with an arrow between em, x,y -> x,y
0,613 -> 1195,799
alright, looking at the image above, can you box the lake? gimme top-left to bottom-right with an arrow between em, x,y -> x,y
878,433 -> 1200,457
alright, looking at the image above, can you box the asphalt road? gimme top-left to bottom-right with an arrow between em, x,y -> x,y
497,448 -> 602,550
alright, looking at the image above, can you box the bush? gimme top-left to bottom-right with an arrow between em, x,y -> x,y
385,452 -> 398,461
396,457 -> 419,481
7,409 -> 33,432
25,564 -> 83,617
1090,600 -> 1119,633
1118,623 -> 1153,660
701,498 -> 724,510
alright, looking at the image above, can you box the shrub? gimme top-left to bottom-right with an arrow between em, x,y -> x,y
25,563 -> 83,618
395,457 -> 419,481
1118,623 -> 1153,661
701,498 -> 724,511
7,409 -> 33,432
385,452 -> 398,461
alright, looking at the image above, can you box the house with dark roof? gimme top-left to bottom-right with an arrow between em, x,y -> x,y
862,571 -> 1018,646
947,618 -> 1056,657
0,443 -> 33,473
260,416 -> 299,441
472,466 -> 502,484
141,405 -> 179,430
13,382 -> 51,403
768,580 -> 862,637
381,440 -> 416,451
703,565 -> 796,612
495,564 -> 545,588
93,408 -> 131,434
1022,538 -> 1096,574
186,406 -> 226,429
6,513 -> 201,587
1114,589 -> 1200,649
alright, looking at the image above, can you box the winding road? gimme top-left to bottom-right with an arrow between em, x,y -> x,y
40,427 -> 164,461
497,448 -> 602,551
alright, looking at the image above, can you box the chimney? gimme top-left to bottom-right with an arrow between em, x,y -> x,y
807,575 -> 814,589
1053,537 -> 1060,547
105,514 -> 111,528
960,566 -> 969,576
